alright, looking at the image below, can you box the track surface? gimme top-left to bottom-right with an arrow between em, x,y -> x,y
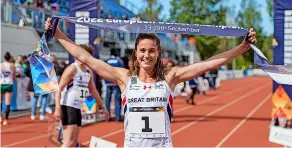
1,76 -> 282,147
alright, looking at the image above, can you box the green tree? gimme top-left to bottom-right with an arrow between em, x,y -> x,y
265,0 -> 274,63
235,0 -> 273,67
139,0 -> 163,21
266,0 -> 273,20
169,0 -> 229,60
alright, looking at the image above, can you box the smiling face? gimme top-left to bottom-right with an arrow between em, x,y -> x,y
128,33 -> 165,81
136,39 -> 159,71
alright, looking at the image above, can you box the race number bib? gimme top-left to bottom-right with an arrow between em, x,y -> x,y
0,78 -> 10,84
0,71 -> 12,84
67,87 -> 89,102
127,107 -> 166,138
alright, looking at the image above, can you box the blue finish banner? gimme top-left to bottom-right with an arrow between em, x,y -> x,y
50,16 -> 292,85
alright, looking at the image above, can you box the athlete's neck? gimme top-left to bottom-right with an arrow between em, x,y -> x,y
138,68 -> 156,83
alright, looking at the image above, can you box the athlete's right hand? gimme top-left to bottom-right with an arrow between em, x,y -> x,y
45,18 -> 52,31
53,107 -> 61,122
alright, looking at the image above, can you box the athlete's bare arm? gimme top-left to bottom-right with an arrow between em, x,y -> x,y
45,18 -> 129,92
166,28 -> 256,90
54,64 -> 76,121
88,70 -> 110,120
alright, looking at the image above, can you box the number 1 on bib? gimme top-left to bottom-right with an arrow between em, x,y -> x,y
142,116 -> 152,132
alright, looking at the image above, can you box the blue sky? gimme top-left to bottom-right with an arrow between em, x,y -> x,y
120,0 -> 273,35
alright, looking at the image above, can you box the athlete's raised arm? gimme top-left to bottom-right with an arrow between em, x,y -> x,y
45,18 -> 129,91
166,28 -> 257,89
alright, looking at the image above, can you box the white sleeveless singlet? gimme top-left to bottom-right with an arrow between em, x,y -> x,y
122,76 -> 174,147
0,62 -> 14,85
61,62 -> 91,109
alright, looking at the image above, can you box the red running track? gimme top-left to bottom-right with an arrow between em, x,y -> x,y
1,76 -> 282,147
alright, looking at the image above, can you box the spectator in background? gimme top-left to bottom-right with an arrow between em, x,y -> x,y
183,37 -> 189,49
43,1 -> 51,10
60,60 -> 68,75
22,55 -> 30,77
197,73 -> 209,95
121,50 -> 131,69
104,49 -> 124,121
210,68 -> 218,89
204,71 -> 213,89
100,6 -> 104,17
51,2 -> 59,14
36,0 -> 43,8
187,78 -> 199,105
15,55 -> 25,77
51,55 -> 62,77
27,63 -> 50,120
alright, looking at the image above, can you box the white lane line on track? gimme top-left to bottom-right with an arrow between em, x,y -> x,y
4,134 -> 48,147
173,83 -> 259,113
1,123 -> 37,133
215,93 -> 272,147
171,83 -> 269,136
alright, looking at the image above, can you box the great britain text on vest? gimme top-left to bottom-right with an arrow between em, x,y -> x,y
128,97 -> 167,104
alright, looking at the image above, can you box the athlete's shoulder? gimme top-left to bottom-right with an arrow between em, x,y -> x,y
64,64 -> 77,74
68,63 -> 77,68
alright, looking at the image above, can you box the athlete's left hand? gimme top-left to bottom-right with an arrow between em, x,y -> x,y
245,28 -> 257,44
103,108 -> 110,121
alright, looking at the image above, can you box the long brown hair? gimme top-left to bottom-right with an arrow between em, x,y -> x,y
128,33 -> 165,81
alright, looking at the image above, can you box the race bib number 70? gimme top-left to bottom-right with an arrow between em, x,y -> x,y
127,107 -> 166,138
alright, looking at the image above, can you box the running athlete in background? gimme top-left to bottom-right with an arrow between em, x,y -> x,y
53,44 -> 110,147
0,52 -> 16,125
45,18 -> 257,147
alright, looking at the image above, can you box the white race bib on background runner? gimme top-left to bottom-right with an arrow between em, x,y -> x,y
67,87 -> 89,102
0,77 -> 11,84
127,107 -> 166,138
